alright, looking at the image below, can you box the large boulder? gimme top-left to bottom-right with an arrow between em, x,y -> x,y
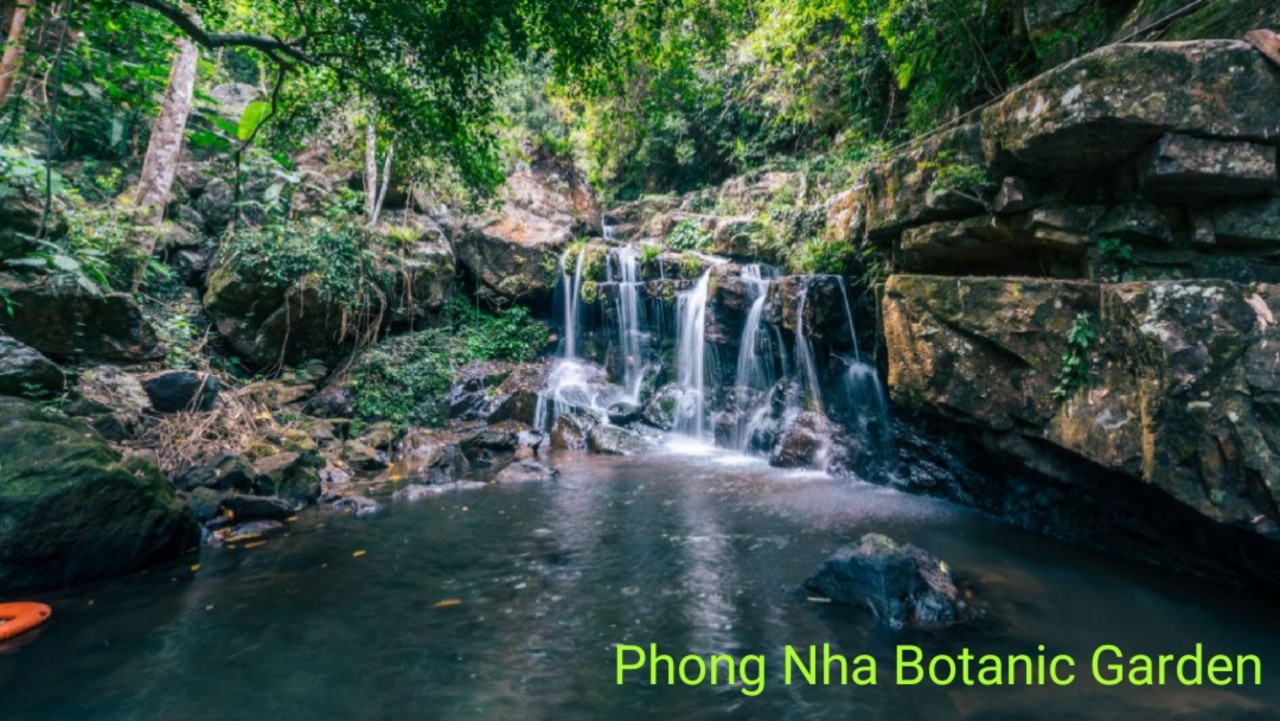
0,333 -> 64,397
140,370 -> 219,413
251,452 -> 324,506
67,366 -> 152,441
883,275 -> 1280,536
862,124 -> 992,239
770,411 -> 840,469
981,41 -> 1280,176
453,155 -> 600,307
803,534 -> 966,630
0,398 -> 197,593
0,277 -> 161,361
587,425 -> 650,456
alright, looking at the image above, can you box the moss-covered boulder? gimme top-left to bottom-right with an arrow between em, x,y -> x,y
0,276 -> 161,362
0,398 -> 197,594
863,124 -> 992,239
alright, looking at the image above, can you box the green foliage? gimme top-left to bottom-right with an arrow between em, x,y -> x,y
1097,236 -> 1135,283
0,145 -> 62,199
667,220 -> 712,252
1053,312 -> 1098,402
927,151 -> 994,206
790,238 -> 855,275
350,299 -> 548,428
640,243 -> 662,270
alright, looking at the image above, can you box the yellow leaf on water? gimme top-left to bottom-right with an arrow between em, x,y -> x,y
284,516 -> 299,523
433,599 -> 462,608
352,550 -> 367,558
190,564 -> 201,572
244,541 -> 267,549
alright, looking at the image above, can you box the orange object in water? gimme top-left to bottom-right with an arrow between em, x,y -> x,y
0,603 -> 52,642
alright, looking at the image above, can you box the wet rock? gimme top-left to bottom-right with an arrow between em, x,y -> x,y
494,460 -> 560,484
803,534 -> 966,630
393,481 -> 487,503
252,452 -> 324,506
1140,134 -> 1276,204
770,411 -> 839,469
460,420 -> 532,468
221,494 -> 295,522
175,453 -> 256,493
329,495 -> 381,517
0,333 -> 64,398
643,384 -> 688,431
587,425 -> 649,456
0,277 -> 161,361
982,41 -> 1280,176
140,370 -> 219,413
391,429 -> 469,484
551,410 -> 596,450
447,361 -> 516,419
342,440 -> 390,471
183,487 -> 227,523
0,398 -> 197,594
607,402 -> 643,426
215,520 -> 286,545
477,361 -> 558,425
320,464 -> 352,485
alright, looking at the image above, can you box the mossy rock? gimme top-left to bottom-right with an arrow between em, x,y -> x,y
0,398 -> 197,594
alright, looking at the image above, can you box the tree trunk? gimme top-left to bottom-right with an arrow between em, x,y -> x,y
364,104 -> 378,223
130,35 -> 197,289
135,35 -> 197,217
0,0 -> 33,106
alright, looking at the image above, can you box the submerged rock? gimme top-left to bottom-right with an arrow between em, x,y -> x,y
175,453 -> 257,493
803,534 -> 966,630
494,460 -> 560,484
392,481 -> 487,503
329,495 -> 382,517
642,384 -> 690,431
770,411 -> 839,469
0,398 -> 197,594
221,494 -> 295,522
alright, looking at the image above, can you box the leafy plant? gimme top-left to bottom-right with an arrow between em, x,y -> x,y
667,220 -> 712,252
1053,312 -> 1098,402
1097,236 -> 1134,283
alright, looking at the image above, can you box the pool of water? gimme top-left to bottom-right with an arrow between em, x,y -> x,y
3,447 -> 1279,720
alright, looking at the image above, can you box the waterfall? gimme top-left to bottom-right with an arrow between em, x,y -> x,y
560,249 -> 586,360
730,265 -> 779,451
535,248 -> 593,431
792,280 -> 824,414
608,246 -> 648,402
831,276 -> 893,452
674,272 -> 711,441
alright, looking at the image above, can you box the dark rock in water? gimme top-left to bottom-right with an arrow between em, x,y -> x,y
460,420 -> 529,467
175,453 -> 256,492
770,411 -> 839,469
494,460 -> 560,484
803,534 -> 966,631
607,402 -> 643,425
183,487 -> 227,523
587,425 -> 649,456
221,494 -> 295,522
0,334 -> 64,398
392,481 -> 487,503
551,411 -> 596,451
216,520 -> 286,544
320,464 -> 352,485
252,452 -> 324,505
0,278 -> 161,361
447,361 -> 516,420
329,495 -> 381,517
0,398 -> 197,594
393,429 -> 469,484
642,384 -> 690,431
140,370 -> 219,413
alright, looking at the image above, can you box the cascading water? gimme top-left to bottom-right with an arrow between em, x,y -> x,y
792,281 -> 825,415
535,248 -> 599,431
730,266 -> 781,451
607,246 -> 648,402
673,272 -> 711,441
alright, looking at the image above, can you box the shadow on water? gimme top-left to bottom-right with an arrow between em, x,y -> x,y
3,448 -> 1280,721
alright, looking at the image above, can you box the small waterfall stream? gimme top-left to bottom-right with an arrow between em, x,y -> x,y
674,272 -> 711,441
608,247 -> 648,403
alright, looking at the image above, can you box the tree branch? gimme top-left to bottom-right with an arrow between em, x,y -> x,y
129,0 -> 314,68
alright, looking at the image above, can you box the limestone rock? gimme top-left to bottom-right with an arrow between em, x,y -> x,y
1140,134 -> 1276,204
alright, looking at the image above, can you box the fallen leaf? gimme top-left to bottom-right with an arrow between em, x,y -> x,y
190,564 -> 201,572
352,550 -> 367,558
244,541 -> 267,549
433,599 -> 462,608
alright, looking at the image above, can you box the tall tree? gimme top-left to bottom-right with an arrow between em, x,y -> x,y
133,34 -> 196,217
0,0 -> 33,105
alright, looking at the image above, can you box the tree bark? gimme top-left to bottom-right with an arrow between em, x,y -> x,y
135,35 -> 197,217
364,104 -> 377,223
0,0 -> 33,106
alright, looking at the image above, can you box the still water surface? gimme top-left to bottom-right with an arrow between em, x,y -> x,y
3,447 -> 1279,720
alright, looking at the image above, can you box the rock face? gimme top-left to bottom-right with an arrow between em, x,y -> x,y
0,278 -> 161,361
0,334 -> 64,397
803,534 -> 966,630
981,41 -> 1280,176
0,398 -> 196,593
884,276 -> 1280,537
453,154 -> 600,307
